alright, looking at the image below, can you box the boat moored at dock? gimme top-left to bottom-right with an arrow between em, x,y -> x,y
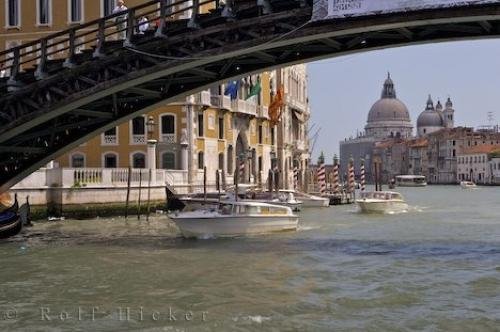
279,190 -> 329,208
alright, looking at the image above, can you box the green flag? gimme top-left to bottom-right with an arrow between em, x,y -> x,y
246,78 -> 261,100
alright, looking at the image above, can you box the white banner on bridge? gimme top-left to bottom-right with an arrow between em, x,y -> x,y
312,0 -> 500,21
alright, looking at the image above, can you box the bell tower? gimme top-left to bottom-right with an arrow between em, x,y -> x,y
443,97 -> 455,128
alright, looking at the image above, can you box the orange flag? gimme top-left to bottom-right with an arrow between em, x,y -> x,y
269,85 -> 285,126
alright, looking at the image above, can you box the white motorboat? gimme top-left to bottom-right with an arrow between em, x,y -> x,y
279,190 -> 329,208
460,181 -> 477,189
356,191 -> 408,213
168,201 -> 299,238
395,175 -> 427,187
250,191 -> 303,211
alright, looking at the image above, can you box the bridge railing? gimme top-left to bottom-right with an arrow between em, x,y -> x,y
0,0 -> 226,83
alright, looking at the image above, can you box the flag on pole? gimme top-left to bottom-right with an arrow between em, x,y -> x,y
246,76 -> 262,100
269,85 -> 285,126
224,80 -> 240,100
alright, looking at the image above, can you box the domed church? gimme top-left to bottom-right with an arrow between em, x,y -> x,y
365,73 -> 413,139
417,95 -> 455,137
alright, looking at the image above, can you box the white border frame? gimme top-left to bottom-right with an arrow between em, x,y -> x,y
5,0 -> 21,29
36,0 -> 53,26
102,151 -> 119,168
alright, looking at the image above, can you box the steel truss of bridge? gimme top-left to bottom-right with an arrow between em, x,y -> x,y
1,0 -> 500,192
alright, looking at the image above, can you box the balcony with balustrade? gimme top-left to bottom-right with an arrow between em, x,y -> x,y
231,99 -> 258,117
161,133 -> 176,143
210,94 -> 232,111
285,95 -> 310,115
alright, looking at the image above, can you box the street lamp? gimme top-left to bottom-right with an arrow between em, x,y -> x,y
146,116 -> 157,170
146,116 -> 156,137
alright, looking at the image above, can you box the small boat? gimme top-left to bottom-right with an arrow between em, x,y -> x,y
0,194 -> 21,238
279,190 -> 329,208
169,201 -> 299,238
460,181 -> 477,189
395,175 -> 427,187
250,191 -> 302,212
356,191 -> 408,213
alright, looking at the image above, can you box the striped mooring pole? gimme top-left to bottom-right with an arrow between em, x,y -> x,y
348,156 -> 355,194
332,155 -> 340,195
293,166 -> 299,190
317,153 -> 326,195
360,159 -> 366,192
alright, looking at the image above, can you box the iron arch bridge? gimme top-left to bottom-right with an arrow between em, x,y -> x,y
1,0 -> 500,191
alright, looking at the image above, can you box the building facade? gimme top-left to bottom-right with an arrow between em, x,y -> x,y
4,1 -> 312,193
340,73 -> 412,181
457,145 -> 500,184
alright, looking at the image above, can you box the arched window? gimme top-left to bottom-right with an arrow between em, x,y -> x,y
104,153 -> 117,168
162,152 -> 176,169
71,153 -> 85,168
132,152 -> 146,168
218,153 -> 224,171
198,151 -> 204,169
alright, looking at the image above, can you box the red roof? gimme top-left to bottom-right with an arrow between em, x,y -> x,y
460,144 -> 500,155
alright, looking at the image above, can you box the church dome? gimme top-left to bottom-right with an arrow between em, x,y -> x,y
417,95 -> 444,127
367,98 -> 411,123
366,73 -> 411,124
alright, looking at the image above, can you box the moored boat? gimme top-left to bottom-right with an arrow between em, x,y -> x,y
168,201 -> 299,238
250,191 -> 302,211
356,191 -> 408,213
0,194 -> 21,238
279,190 -> 329,208
460,181 -> 477,189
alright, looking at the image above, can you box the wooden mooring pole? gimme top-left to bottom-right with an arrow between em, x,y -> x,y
125,166 -> 132,219
146,168 -> 152,221
137,170 -> 142,220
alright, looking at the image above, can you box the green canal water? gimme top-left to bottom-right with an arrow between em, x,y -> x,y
1,186 -> 500,331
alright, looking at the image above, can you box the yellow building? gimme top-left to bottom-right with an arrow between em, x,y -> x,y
2,0 -> 311,190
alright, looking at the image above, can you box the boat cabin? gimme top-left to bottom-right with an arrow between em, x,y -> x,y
359,191 -> 404,201
218,202 -> 293,216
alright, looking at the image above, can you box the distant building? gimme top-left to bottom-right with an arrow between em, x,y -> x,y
417,96 -> 455,137
457,145 -> 500,184
340,73 -> 413,181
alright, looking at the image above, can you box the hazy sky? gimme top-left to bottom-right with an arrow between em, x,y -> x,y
307,39 -> 500,162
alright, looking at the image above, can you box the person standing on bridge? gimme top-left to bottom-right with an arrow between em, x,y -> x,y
113,0 -> 128,40
0,63 -> 6,78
